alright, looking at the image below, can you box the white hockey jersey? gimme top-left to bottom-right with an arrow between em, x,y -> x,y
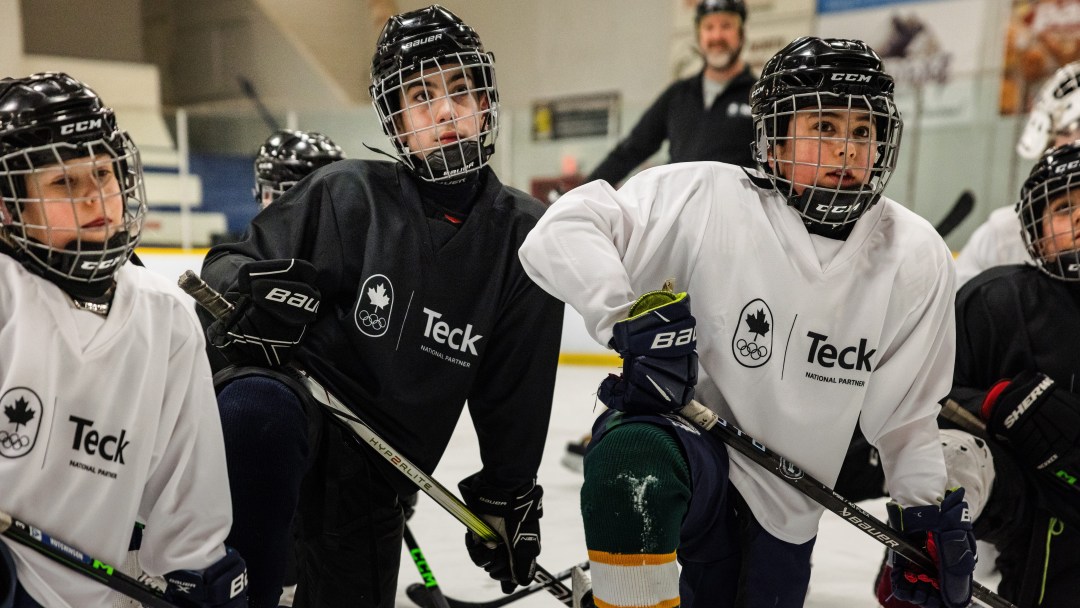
520,162 -> 953,544
0,254 -> 232,607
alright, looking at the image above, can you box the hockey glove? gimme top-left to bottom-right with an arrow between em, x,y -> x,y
879,488 -> 976,608
981,371 -> 1080,491
598,290 -> 698,415
206,259 -> 321,368
163,547 -> 248,608
458,472 -> 543,594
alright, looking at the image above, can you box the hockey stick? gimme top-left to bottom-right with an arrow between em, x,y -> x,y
934,190 -> 975,238
939,398 -> 988,436
178,271 -> 584,607
403,524 -> 451,608
237,76 -> 281,132
407,562 -> 588,608
0,511 -> 179,608
676,400 -> 1016,608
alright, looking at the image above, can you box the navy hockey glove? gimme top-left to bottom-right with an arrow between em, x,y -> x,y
163,547 -> 248,608
206,259 -> 320,367
598,290 -> 698,415
459,472 -> 543,594
880,488 -> 976,608
982,371 -> 1080,491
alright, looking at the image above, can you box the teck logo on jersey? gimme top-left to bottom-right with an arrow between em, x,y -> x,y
421,308 -> 483,368
67,416 -> 129,480
803,330 -> 876,387
0,387 -> 44,459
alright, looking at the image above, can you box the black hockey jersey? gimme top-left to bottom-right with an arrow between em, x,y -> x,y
201,160 -> 564,492
951,264 -> 1080,405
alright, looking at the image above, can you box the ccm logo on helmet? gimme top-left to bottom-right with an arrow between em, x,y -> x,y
816,202 -> 863,214
59,119 -> 103,135
80,257 -> 125,271
402,33 -> 442,51
830,73 -> 873,83
1053,160 -> 1080,174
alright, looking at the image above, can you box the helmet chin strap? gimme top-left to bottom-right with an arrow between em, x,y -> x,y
1047,249 -> 1080,281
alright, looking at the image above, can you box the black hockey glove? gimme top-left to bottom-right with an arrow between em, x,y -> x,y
598,290 -> 698,415
206,259 -> 320,368
879,488 -> 976,608
981,371 -> 1080,492
458,472 -> 543,594
163,547 -> 248,608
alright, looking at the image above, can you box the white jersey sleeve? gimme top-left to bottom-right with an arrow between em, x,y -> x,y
135,295 -> 231,576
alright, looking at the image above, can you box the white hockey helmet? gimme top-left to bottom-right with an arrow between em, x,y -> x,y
1017,61 -> 1080,160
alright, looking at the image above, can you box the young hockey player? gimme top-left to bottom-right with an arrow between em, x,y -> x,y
875,141 -> 1080,608
519,37 -> 975,608
0,72 -> 246,608
253,129 -> 344,210
198,6 -> 563,607
954,60 -> 1080,286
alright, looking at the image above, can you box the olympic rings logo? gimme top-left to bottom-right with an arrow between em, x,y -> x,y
358,310 -> 387,331
0,430 -> 29,450
736,339 -> 768,360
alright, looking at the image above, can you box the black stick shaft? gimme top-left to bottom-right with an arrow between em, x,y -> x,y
403,524 -> 450,608
677,400 -> 1015,608
0,512 -> 178,608
179,271 -> 578,606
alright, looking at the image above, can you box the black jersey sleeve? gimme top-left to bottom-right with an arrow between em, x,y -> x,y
466,274 -> 564,490
586,83 -> 676,187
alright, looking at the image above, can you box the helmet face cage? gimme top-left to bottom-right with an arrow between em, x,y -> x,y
371,51 -> 498,183
253,130 -> 344,207
1,130 -> 146,287
1018,142 -> 1080,281
753,91 -> 902,227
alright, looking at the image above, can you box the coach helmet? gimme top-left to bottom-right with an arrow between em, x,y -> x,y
370,5 -> 498,183
751,37 -> 903,227
1017,141 -> 1080,281
0,72 -> 145,297
696,0 -> 747,24
1017,61 -> 1080,160
254,129 -> 344,207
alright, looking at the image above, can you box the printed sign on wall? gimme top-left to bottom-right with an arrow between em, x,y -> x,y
816,0 -> 986,125
1000,0 -> 1080,115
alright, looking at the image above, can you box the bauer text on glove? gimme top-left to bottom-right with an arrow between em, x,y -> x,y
206,258 -> 320,368
598,289 -> 698,415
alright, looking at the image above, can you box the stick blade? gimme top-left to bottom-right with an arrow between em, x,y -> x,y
934,190 -> 975,237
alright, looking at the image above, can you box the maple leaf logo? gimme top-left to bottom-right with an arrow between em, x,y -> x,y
745,309 -> 770,342
367,283 -> 390,310
5,397 -> 35,431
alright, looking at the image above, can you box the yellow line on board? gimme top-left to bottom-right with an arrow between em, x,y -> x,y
137,247 -> 211,256
559,353 -> 620,367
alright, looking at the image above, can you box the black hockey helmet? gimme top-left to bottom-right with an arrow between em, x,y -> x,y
696,0 -> 747,24
369,4 -> 498,183
0,72 -> 146,297
254,129 -> 344,207
1017,140 -> 1080,281
750,37 -> 903,228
